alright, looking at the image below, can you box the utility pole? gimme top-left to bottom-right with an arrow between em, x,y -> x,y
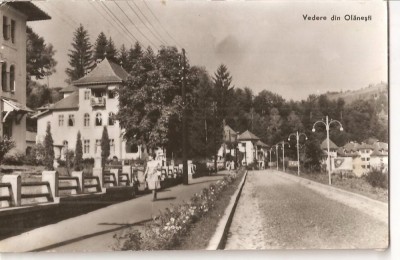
212,101 -> 218,174
181,48 -> 189,185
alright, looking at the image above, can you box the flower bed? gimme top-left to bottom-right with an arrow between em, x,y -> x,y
114,169 -> 244,250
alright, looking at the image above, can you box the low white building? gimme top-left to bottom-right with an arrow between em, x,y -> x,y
237,130 -> 260,166
35,58 -> 141,160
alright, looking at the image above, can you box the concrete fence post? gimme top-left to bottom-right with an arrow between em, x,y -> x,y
42,171 -> 59,200
71,171 -> 83,194
110,169 -> 119,186
93,168 -> 104,188
1,174 -> 21,207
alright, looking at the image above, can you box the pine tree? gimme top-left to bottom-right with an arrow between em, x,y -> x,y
74,131 -> 83,171
106,37 -> 118,62
128,41 -> 143,69
118,44 -> 129,71
93,32 -> 108,62
101,126 -> 110,167
65,24 -> 92,81
44,123 -> 55,170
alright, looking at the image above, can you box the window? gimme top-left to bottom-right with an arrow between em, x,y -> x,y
10,19 -> 15,43
58,115 -> 64,126
95,113 -> 102,126
84,113 -> 90,127
108,89 -> 115,99
110,139 -> 115,152
367,165 -> 370,169
84,90 -> 90,100
9,65 -> 15,92
367,157 -> 370,161
3,122 -> 12,138
68,115 -> 75,126
3,16 -> 9,40
126,143 -> 139,153
108,112 -> 115,126
361,158 -> 366,161
2,62 -> 7,91
84,140 -> 90,154
95,139 -> 101,153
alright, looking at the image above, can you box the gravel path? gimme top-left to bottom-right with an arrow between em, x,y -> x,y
225,170 -> 388,250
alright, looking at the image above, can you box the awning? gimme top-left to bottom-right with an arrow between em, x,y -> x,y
2,98 -> 33,123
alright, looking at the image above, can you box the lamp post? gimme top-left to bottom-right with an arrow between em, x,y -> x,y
269,147 -> 273,169
278,141 -> 289,172
312,116 -> 344,185
275,145 -> 279,170
288,131 -> 308,176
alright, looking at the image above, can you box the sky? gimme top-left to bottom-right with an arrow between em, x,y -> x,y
29,0 -> 388,101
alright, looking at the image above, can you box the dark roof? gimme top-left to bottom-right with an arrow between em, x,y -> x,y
238,130 -> 260,141
7,2 -> 51,21
320,138 -> 338,150
73,58 -> 129,86
48,91 -> 79,111
256,140 -> 269,148
59,85 -> 78,93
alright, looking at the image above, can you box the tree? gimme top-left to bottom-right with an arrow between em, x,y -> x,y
26,26 -> 57,80
304,138 -> 323,172
118,44 -> 129,71
188,66 -> 214,158
213,64 -> 234,121
0,138 -> 15,164
44,123 -> 55,170
66,24 -> 93,81
117,46 -> 182,155
74,131 -> 83,171
101,126 -> 110,167
92,32 -> 107,62
106,37 -> 118,62
127,41 -> 143,71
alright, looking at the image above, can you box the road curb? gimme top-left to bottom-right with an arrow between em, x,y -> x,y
271,170 -> 388,224
206,170 -> 248,250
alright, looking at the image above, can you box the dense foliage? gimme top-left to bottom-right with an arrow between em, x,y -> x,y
43,123 -> 55,170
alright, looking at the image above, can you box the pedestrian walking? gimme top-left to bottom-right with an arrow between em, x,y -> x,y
145,159 -> 161,201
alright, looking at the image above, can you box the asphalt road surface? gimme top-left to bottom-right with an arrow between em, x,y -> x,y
225,170 -> 388,250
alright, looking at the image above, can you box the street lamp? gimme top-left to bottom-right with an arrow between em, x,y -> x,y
277,141 -> 289,172
312,116 -> 344,185
288,131 -> 308,176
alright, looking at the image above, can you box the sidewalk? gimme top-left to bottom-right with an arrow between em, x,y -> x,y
0,172 -> 229,252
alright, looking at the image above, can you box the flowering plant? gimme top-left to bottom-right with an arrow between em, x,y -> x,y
117,171 -> 239,250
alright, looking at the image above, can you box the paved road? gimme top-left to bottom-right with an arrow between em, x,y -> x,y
225,170 -> 388,250
0,172 -> 229,252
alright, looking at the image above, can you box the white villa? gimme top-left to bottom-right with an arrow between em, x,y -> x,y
0,2 -> 50,153
35,58 -> 142,160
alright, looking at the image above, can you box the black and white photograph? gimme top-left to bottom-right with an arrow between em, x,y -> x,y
0,0 -> 394,255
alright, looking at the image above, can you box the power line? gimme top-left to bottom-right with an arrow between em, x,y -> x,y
89,1 -> 132,44
99,1 -> 141,46
127,1 -> 168,46
112,0 -> 158,49
38,3 -> 76,30
142,0 -> 182,48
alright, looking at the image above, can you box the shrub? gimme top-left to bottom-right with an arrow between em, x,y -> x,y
365,168 -> 388,189
25,143 -> 45,166
0,137 -> 15,164
2,152 -> 26,165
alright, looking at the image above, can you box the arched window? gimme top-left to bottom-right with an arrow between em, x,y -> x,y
9,65 -> 15,92
2,62 -> 7,91
95,112 -> 102,126
84,113 -> 90,127
108,112 -> 115,126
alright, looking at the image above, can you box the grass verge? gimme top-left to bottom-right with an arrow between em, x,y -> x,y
286,170 -> 388,202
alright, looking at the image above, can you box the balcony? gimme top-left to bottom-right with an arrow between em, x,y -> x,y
91,97 -> 106,107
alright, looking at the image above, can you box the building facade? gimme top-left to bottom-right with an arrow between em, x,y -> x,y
0,2 -> 50,153
36,58 -> 141,160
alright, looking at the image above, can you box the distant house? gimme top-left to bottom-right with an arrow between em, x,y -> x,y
320,138 -> 339,172
0,2 -> 50,154
35,58 -> 142,160
237,130 -> 260,165
335,141 -> 388,177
